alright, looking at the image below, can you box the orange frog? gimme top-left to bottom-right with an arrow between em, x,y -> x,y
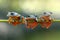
7,12 -> 25,26
25,15 -> 38,29
39,12 -> 53,29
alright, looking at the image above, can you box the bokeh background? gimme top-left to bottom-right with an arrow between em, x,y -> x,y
0,0 -> 60,40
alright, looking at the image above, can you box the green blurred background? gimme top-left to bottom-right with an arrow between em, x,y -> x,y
0,0 -> 60,40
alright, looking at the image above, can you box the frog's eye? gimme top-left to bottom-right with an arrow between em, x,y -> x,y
27,16 -> 30,17
49,12 -> 52,14
35,15 -> 37,17
44,12 -> 46,14
11,13 -> 14,15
